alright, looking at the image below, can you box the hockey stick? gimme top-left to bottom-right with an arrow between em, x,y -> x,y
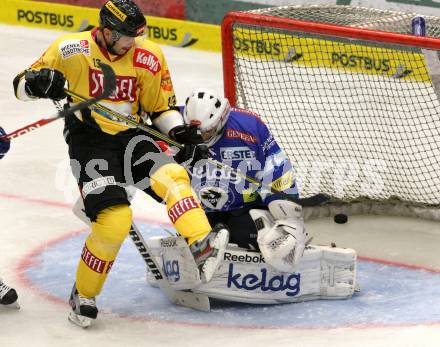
128,222 -> 211,312
1,62 -> 116,141
64,88 -> 329,207
3,116 -> 61,140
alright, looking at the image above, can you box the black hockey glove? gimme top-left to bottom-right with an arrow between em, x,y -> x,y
169,124 -> 203,145
24,68 -> 67,101
174,143 -> 210,167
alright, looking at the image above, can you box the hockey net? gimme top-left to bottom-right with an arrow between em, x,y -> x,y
222,5 -> 440,219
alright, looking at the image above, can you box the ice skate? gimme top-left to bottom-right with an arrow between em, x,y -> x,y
68,284 -> 98,328
190,223 -> 229,283
0,279 -> 19,309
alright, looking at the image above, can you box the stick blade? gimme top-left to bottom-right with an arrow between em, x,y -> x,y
62,63 -> 116,116
97,62 -> 117,99
159,285 -> 211,312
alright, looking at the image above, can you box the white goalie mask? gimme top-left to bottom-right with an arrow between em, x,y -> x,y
183,88 -> 231,146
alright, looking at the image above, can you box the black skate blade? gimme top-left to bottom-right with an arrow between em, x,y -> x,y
68,310 -> 93,328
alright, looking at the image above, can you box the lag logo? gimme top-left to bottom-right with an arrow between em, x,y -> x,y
162,258 -> 180,282
227,263 -> 300,297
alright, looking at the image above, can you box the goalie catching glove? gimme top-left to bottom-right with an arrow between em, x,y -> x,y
24,68 -> 66,101
250,200 -> 307,273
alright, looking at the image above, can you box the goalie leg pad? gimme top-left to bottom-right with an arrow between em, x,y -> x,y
146,235 -> 357,304
198,244 -> 357,303
147,235 -> 202,290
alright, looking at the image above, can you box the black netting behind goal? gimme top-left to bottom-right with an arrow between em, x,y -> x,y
223,6 -> 440,206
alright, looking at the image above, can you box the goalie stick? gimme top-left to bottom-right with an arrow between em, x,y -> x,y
64,89 -> 328,207
1,62 -> 116,141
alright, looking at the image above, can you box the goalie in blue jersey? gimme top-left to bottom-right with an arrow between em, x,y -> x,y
179,89 -> 308,273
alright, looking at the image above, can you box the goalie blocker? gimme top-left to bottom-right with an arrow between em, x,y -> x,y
147,235 -> 358,304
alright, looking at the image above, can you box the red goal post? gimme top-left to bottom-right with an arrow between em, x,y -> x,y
221,6 -> 440,218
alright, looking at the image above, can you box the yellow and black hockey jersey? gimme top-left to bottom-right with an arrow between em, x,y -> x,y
15,28 -> 181,135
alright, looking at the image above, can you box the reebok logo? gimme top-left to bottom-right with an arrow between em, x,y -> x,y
224,251 -> 265,264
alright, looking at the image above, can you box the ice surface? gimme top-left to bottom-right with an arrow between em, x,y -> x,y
0,24 -> 439,347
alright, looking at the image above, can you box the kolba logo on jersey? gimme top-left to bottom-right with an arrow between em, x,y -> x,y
133,48 -> 161,75
89,68 -> 137,102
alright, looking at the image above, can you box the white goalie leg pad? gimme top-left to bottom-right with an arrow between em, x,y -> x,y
297,245 -> 357,301
146,236 -> 202,290
146,236 -> 357,304
250,208 -> 306,273
199,244 -> 357,303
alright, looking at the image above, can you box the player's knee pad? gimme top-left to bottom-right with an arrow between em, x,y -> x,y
92,204 -> 133,245
150,163 -> 190,200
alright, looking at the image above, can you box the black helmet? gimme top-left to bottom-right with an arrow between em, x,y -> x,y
100,0 -> 146,37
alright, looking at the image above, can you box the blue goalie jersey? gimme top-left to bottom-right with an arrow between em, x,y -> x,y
185,107 -> 298,212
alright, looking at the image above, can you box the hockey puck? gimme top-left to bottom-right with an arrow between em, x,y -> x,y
334,213 -> 348,224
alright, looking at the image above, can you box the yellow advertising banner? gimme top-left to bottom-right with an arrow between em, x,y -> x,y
0,0 -> 222,52
233,28 -> 431,82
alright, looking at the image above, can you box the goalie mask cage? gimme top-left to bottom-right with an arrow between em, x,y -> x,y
222,5 -> 440,219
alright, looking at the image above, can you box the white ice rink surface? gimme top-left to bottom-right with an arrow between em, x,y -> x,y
0,24 -> 439,347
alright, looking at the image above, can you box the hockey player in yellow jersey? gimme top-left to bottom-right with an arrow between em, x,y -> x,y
13,0 -> 228,328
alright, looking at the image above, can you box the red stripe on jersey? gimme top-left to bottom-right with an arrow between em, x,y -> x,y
81,244 -> 107,274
